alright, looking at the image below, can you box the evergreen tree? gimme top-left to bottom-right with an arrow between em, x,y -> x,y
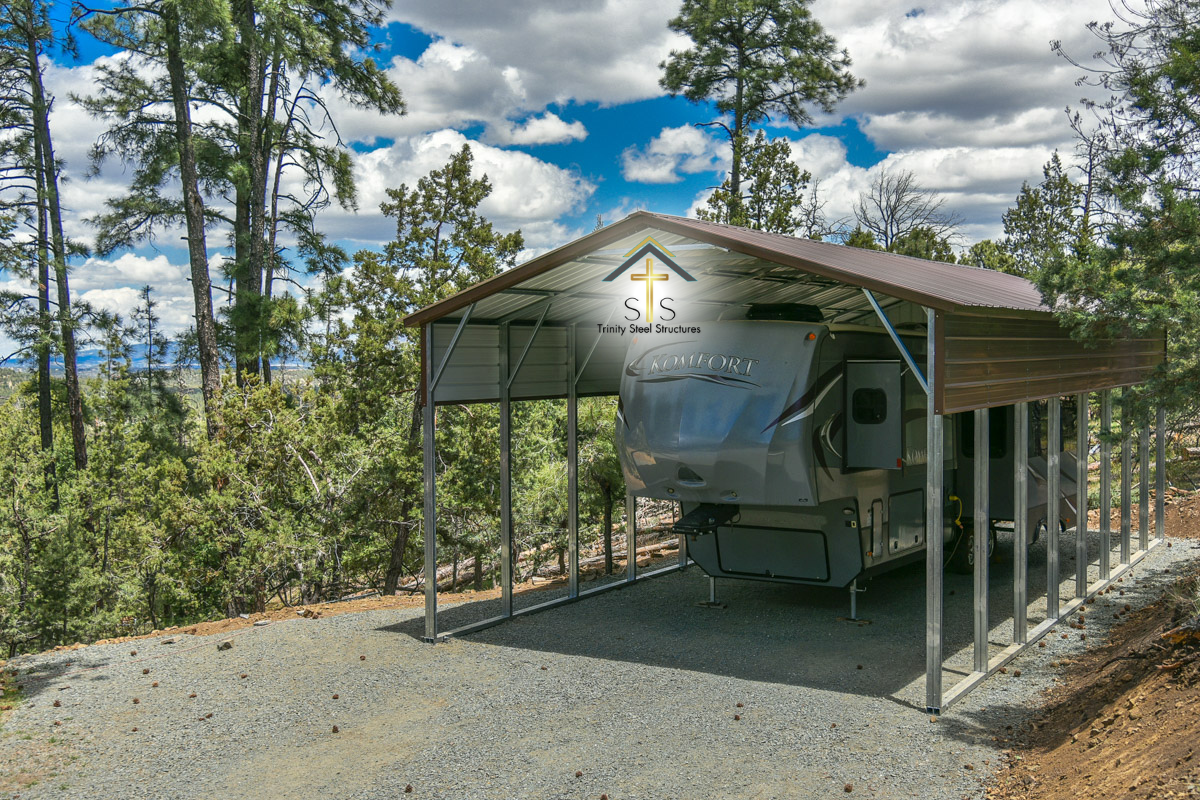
661,0 -> 860,221
696,130 -> 812,233
1046,0 -> 1200,408
1001,153 -> 1091,278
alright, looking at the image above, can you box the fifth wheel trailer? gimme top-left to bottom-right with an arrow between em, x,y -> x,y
616,306 -> 1079,589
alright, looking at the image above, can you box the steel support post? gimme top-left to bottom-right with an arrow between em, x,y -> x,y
626,493 -> 637,582
1046,398 -> 1061,619
1100,390 -> 1112,579
1157,406 -> 1167,541
567,324 -> 580,599
925,308 -> 944,713
973,407 -> 990,674
678,527 -> 689,568
499,323 -> 514,617
1120,399 -> 1132,566
422,329 -> 439,641
1013,401 -> 1029,645
1139,422 -> 1150,552
1075,393 -> 1089,598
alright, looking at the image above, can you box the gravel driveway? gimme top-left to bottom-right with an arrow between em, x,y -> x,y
3,535 -> 1197,800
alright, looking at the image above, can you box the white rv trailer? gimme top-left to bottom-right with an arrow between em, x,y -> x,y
617,309 -> 1079,588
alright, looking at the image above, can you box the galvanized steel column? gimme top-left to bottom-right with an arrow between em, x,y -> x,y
422,328 -> 439,641
499,323 -> 514,617
567,324 -> 579,599
1157,406 -> 1167,541
973,407 -> 989,674
1120,398 -> 1132,566
1013,401 -> 1029,645
1137,424 -> 1147,551
1075,393 -> 1089,598
925,308 -> 944,713
626,494 -> 637,582
1100,390 -> 1112,580
1047,397 -> 1061,619
1139,422 -> 1150,552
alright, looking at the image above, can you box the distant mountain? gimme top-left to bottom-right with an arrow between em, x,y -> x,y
14,344 -> 307,374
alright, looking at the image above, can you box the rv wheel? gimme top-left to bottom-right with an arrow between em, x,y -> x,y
947,525 -> 994,574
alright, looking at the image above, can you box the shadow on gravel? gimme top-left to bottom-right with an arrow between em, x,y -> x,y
6,656 -> 117,705
381,532 -> 1071,706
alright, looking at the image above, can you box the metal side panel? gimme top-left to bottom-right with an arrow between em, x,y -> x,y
430,322 -> 573,403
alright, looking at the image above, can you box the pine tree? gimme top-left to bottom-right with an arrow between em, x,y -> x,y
661,0 -> 859,221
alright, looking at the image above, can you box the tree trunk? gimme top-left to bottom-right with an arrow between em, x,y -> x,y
163,3 -> 222,438
233,0 -> 266,382
473,550 -> 484,591
33,137 -> 55,499
382,516 -> 410,596
26,18 -> 85,470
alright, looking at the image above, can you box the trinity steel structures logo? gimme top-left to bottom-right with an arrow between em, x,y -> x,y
599,236 -> 700,333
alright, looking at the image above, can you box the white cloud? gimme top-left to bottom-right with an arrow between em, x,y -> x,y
622,125 -> 726,184
485,113 -> 588,146
811,0 -> 1105,145
390,0 -> 686,108
328,130 -> 595,252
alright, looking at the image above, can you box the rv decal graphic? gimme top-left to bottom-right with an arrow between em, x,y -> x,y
603,237 -> 696,325
760,364 -> 843,433
625,341 -> 760,388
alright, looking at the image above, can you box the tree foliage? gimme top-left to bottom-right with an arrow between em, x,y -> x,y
1042,0 -> 1200,410
695,130 -> 811,233
661,0 -> 859,220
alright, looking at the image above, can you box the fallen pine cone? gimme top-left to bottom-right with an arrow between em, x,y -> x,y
333,694 -> 339,700
844,784 -> 854,793
53,699 -> 61,707
188,693 -> 196,699
405,786 -> 413,794
132,698 -> 139,704
152,682 -> 158,687
359,655 -> 366,661
576,771 -> 583,778
332,725 -> 339,733
130,650 -> 137,656
143,668 -> 150,675
734,714 -> 741,720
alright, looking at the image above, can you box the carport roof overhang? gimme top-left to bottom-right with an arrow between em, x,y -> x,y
404,211 -> 1163,413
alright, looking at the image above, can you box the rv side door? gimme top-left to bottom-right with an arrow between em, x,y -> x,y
844,360 -> 902,470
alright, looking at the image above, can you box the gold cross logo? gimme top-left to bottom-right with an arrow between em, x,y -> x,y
630,258 -> 669,323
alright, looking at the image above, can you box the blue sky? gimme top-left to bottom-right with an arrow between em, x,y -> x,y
2,0 -> 1117,355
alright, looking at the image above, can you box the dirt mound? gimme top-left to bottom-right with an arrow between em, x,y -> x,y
987,568 -> 1200,800
1089,491 -> 1200,541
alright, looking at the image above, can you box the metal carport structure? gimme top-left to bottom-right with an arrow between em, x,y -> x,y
403,211 -> 1166,713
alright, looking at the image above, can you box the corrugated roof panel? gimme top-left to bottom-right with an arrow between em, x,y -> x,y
405,211 -> 1047,327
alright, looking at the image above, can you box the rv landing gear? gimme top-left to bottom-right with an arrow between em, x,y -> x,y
849,579 -> 866,620
696,576 -> 726,609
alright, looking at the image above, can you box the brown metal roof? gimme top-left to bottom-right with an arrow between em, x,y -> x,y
404,210 -> 1048,327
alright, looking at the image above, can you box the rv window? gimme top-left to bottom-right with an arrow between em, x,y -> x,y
852,388 -> 888,425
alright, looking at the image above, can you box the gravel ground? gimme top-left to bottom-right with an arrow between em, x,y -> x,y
3,535 -> 1197,800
